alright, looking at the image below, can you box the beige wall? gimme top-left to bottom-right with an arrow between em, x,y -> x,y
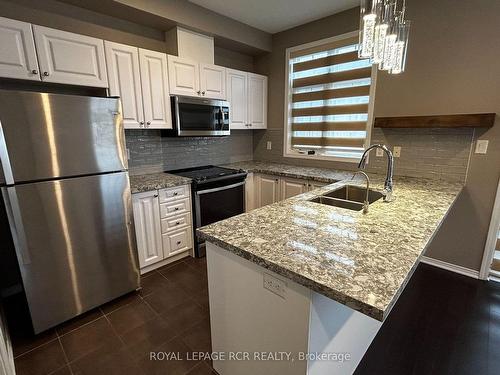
254,0 -> 500,271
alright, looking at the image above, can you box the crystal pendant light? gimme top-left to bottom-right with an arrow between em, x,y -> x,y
390,20 -> 411,74
372,0 -> 395,64
358,0 -> 411,74
358,0 -> 378,58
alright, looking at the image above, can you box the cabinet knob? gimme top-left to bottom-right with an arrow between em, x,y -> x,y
202,91 -> 206,95
176,240 -> 182,245
173,192 -> 178,196
139,121 -> 144,126
175,207 -> 179,211
43,71 -> 49,76
175,222 -> 180,225
153,194 -> 158,198
31,69 -> 38,74
197,90 -> 201,95
146,121 -> 151,126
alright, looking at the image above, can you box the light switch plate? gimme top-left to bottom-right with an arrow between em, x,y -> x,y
126,148 -> 130,160
266,141 -> 272,150
263,273 -> 286,299
393,146 -> 401,158
475,140 -> 489,154
376,148 -> 384,157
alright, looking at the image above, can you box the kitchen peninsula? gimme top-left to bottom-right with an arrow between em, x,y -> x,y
197,167 -> 463,375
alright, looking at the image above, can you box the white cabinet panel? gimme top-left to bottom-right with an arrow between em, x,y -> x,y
257,174 -> 280,208
200,63 -> 226,99
139,49 -> 172,129
159,198 -> 190,218
33,25 -> 108,87
0,17 -> 39,81
247,73 -> 268,129
167,55 -> 199,96
281,178 -> 308,200
104,41 -> 144,129
226,69 -> 248,129
133,191 -> 163,268
162,227 -> 192,257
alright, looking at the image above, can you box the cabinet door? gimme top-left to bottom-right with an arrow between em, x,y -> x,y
281,178 -> 308,200
167,55 -> 199,97
257,175 -> 280,208
247,73 -> 268,129
0,17 -> 40,81
132,191 -> 163,268
200,63 -> 226,99
308,181 -> 327,191
139,49 -> 172,129
226,69 -> 248,129
104,41 -> 144,129
33,25 -> 108,87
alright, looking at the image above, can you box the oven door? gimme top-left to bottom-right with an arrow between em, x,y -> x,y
173,96 -> 230,136
195,181 -> 245,228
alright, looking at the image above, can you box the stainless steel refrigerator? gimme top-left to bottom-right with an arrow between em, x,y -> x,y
0,90 -> 140,333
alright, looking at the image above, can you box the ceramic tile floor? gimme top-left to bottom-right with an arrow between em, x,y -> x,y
11,256 -> 216,375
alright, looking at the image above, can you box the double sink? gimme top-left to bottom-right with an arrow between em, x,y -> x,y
309,185 -> 383,212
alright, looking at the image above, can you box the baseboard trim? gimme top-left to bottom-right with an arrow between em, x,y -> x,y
420,256 -> 479,279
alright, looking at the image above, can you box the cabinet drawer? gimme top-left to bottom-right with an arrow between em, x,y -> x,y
159,185 -> 190,203
162,227 -> 192,256
160,198 -> 190,218
161,212 -> 191,233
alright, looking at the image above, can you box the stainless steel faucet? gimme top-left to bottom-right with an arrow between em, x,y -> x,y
351,171 -> 370,214
358,144 -> 394,202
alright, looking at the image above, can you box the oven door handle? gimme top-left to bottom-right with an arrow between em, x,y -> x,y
196,181 -> 246,195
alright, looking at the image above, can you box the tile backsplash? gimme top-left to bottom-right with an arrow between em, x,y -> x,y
253,127 -> 474,183
125,130 -> 253,175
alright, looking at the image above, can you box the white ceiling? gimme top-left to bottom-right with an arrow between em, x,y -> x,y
188,0 -> 359,33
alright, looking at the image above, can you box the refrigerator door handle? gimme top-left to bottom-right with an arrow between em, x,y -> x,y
3,187 -> 31,265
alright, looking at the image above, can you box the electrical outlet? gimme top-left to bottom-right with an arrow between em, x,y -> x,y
475,140 -> 489,154
393,146 -> 401,158
266,141 -> 272,150
263,273 -> 286,299
126,148 -> 130,160
376,148 -> 384,157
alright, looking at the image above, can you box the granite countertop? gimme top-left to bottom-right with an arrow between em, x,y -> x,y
222,160 -> 356,183
129,172 -> 191,194
197,162 -> 463,321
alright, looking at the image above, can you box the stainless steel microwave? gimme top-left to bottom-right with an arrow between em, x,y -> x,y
167,95 -> 230,136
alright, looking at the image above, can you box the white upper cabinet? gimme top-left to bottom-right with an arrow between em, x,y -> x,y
33,25 -> 108,87
168,55 -> 199,97
200,63 -> 226,99
105,41 -> 144,129
226,69 -> 248,129
139,49 -> 172,129
167,55 -> 226,99
226,69 -> 267,129
0,17 -> 40,81
132,191 -> 163,268
247,73 -> 268,129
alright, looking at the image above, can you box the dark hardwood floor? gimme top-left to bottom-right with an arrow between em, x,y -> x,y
5,259 -> 500,375
356,263 -> 500,375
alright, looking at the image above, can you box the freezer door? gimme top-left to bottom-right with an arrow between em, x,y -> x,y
2,172 -> 139,333
0,90 -> 127,184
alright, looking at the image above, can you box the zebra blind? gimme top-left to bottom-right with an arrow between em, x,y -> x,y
289,35 -> 373,159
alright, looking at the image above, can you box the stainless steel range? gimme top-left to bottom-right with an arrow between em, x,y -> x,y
0,90 -> 140,333
168,166 -> 247,257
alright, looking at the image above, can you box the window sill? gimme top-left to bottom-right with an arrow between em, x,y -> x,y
283,151 -> 361,164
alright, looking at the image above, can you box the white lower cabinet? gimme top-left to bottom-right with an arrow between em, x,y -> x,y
281,177 -> 309,200
256,174 -> 280,208
249,174 -> 329,211
132,191 -> 163,268
133,184 -> 193,273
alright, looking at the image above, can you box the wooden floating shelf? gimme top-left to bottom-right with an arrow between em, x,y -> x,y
374,113 -> 496,128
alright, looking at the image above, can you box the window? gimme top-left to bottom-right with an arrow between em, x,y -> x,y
284,31 -> 376,162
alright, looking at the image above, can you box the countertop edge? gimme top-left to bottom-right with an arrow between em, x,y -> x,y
197,229 -> 385,321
